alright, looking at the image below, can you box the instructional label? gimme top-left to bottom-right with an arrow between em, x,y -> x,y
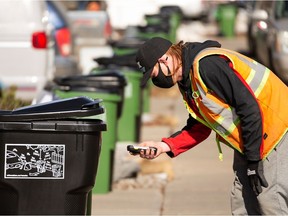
4,144 -> 65,179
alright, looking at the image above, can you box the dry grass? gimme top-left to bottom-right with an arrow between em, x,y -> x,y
0,86 -> 31,110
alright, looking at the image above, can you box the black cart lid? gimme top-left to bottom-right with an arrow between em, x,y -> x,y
54,70 -> 127,90
0,96 -> 104,121
94,54 -> 139,69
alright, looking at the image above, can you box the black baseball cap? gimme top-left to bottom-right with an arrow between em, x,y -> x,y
135,37 -> 172,87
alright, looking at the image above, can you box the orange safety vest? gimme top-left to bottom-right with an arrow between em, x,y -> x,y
183,47 -> 288,159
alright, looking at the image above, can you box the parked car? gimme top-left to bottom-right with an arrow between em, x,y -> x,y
46,0 -> 79,78
0,0 -> 54,101
250,0 -> 288,85
58,0 -> 113,74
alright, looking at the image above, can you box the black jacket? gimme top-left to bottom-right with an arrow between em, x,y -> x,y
172,41 -> 262,161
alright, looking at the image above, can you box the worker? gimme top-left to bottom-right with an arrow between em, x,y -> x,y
132,37 -> 288,215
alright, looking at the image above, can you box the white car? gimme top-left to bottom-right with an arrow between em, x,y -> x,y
0,0 -> 54,101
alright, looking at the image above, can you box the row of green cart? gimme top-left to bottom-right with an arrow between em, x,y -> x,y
52,5 -> 183,194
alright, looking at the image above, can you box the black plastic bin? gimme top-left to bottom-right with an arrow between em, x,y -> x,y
0,96 -> 106,215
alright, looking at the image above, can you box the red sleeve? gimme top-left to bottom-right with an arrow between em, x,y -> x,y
162,123 -> 212,157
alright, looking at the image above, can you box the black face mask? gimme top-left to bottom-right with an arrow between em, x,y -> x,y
152,63 -> 174,88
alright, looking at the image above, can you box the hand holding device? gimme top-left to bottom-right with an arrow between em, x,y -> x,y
127,145 -> 157,155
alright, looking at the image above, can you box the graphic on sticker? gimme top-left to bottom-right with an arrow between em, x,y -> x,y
5,144 -> 65,179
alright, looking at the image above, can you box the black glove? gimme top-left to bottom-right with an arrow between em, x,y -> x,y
247,160 -> 269,196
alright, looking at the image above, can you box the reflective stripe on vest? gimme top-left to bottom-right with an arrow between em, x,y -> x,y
194,49 -> 269,135
184,47 -> 288,159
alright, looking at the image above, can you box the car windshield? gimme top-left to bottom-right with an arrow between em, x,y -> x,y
275,0 -> 288,19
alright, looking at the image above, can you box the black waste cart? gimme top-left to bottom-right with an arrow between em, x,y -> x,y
0,96 -> 106,215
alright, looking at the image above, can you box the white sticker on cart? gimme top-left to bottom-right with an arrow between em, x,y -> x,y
4,144 -> 65,179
